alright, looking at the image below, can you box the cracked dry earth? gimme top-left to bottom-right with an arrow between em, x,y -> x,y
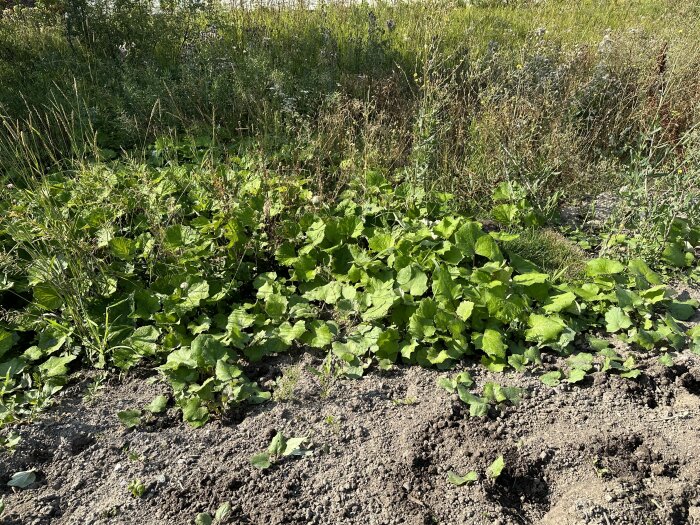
1,298 -> 699,525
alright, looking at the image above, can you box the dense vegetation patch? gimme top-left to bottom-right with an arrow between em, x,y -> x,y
1,142 -> 698,427
0,1 -> 699,432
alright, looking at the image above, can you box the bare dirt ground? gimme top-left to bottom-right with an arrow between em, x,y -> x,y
2,292 -> 699,525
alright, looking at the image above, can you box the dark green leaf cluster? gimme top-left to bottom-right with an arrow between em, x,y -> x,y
0,162 -> 697,426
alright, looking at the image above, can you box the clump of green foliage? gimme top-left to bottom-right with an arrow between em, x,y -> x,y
0,143 -> 697,428
0,1 -> 699,429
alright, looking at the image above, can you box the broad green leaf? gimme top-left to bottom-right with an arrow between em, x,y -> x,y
628,259 -> 662,287
38,354 -> 77,378
586,258 -> 624,277
368,231 -> 393,252
543,292 -> 576,314
492,203 -> 519,225
456,301 -> 474,321
134,288 -> 160,319
176,280 -> 209,315
215,502 -> 232,521
659,353 -> 674,367
456,385 -> 488,417
605,307 -> 633,333
482,383 -> 521,404
486,455 -> 505,479
513,272 -> 549,286
282,437 -> 308,456
454,221 -> 484,257
164,224 -> 198,248
567,353 -> 594,372
265,432 -> 286,456
667,300 -> 697,321
540,370 -> 562,387
250,452 -> 271,470
278,321 -> 307,345
117,409 -> 142,428
306,220 -> 326,247
225,307 -> 255,348
432,265 -> 461,304
638,285 -> 668,304
525,314 -> 565,343
447,470 -> 478,486
303,320 -> 335,348
146,395 -> 168,414
191,334 -> 228,367
109,237 -> 137,260
567,368 -> 587,383
0,329 -> 17,360
215,360 -> 243,382
588,336 -> 611,351
662,241 -> 691,267
483,290 -> 524,324
474,235 -> 503,262
33,283 -> 63,310
126,326 -> 160,355
396,265 -> 428,297
181,398 -> 209,428
7,469 -> 36,489
409,299 -> 438,339
304,281 -> 342,305
362,281 -> 396,321
493,181 -> 517,201
195,514 -> 212,525
264,293 -> 288,318
479,329 -> 507,360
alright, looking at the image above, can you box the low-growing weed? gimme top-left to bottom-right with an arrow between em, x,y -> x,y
250,432 -> 310,470
194,502 -> 231,525
83,372 -> 108,404
391,396 -> 418,406
127,479 -> 146,498
272,365 -> 302,403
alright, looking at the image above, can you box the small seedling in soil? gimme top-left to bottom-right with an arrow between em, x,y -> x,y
83,372 -> 108,403
117,409 -> 142,429
1,431 -> 20,453
392,396 -> 418,405
124,446 -> 142,462
447,470 -> 478,486
272,365 -> 302,402
592,457 -> 611,478
323,415 -> 341,433
486,455 -> 505,480
127,479 -> 146,498
7,469 -> 36,489
194,502 -> 231,525
250,432 -> 310,470
145,395 -> 169,414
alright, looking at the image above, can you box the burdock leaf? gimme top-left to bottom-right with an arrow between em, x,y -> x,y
486,455 -> 505,480
447,470 -> 478,486
7,469 -> 36,489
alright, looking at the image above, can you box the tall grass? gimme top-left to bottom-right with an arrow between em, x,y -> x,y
1,0 -> 699,208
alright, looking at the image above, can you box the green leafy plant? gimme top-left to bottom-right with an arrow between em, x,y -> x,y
117,410 -> 142,429
1,431 -> 20,452
194,502 -> 232,525
0,145 -> 697,430
6,469 -> 36,489
486,455 -> 505,480
447,470 -> 478,486
127,479 -> 146,498
250,432 -> 310,470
